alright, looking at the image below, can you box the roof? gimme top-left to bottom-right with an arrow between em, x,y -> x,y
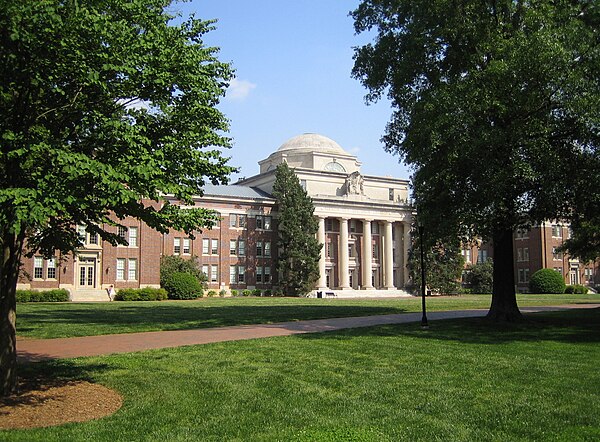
202,184 -> 273,200
277,133 -> 348,155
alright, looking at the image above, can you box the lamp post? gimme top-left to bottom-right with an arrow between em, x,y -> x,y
418,222 -> 429,328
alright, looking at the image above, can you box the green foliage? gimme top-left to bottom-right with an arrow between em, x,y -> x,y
219,289 -> 227,297
408,226 -> 464,295
252,289 -> 262,297
15,289 -> 69,303
263,289 -> 273,297
160,255 -> 206,288
242,289 -> 252,297
114,288 -> 168,301
465,259 -> 494,294
163,272 -> 203,300
272,163 -> 322,296
207,290 -> 217,297
529,269 -> 567,294
230,290 -> 238,297
565,285 -> 589,295
352,0 -> 600,316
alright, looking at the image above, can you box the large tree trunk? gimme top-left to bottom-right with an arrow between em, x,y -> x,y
487,227 -> 523,321
0,232 -> 23,397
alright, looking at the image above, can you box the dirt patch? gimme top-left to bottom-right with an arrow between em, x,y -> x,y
0,376 -> 122,430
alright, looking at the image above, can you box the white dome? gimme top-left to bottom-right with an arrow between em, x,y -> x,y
277,133 -> 348,155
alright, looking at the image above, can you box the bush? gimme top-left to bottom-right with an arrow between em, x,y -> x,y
252,289 -> 262,297
529,269 -> 566,294
263,289 -> 272,297
231,289 -> 238,297
163,272 -> 203,300
160,255 -> 206,288
242,289 -> 252,297
207,290 -> 217,297
16,289 -> 70,302
565,284 -> 589,294
464,259 -> 493,294
114,288 -> 168,301
219,289 -> 227,297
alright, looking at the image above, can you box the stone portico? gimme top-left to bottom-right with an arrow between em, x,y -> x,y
238,133 -> 414,297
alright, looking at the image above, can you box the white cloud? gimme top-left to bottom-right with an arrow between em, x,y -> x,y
227,78 -> 256,101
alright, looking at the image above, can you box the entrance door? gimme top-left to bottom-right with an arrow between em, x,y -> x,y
570,266 -> 579,285
78,257 -> 96,288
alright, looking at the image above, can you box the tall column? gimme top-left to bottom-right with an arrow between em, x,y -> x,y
362,219 -> 374,289
317,216 -> 327,289
402,222 -> 411,287
383,220 -> 395,289
338,217 -> 350,289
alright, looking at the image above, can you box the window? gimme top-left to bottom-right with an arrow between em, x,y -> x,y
264,241 -> 271,257
116,259 -> 125,280
554,266 -> 563,275
372,222 -> 380,234
211,265 -> 218,283
230,240 -> 237,255
256,216 -> 272,230
478,250 -> 488,263
516,229 -> 529,239
211,239 -> 218,255
256,266 -> 263,283
238,239 -> 245,256
350,220 -> 356,233
518,269 -> 524,283
324,161 -> 346,172
256,241 -> 263,257
238,215 -> 247,228
373,243 -> 379,260
517,248 -> 523,262
174,238 -> 181,255
389,188 -> 394,201
128,258 -> 137,280
230,215 -> 237,228
300,179 -> 307,190
524,268 -> 529,283
78,226 -> 87,244
462,249 -> 471,263
584,268 -> 593,282
237,266 -> 245,283
230,214 -> 247,228
325,219 -> 334,232
202,238 -> 209,255
128,227 -> 138,247
47,257 -> 56,279
89,232 -> 99,245
523,248 -> 529,261
34,256 -> 43,279
552,247 -> 563,260
183,238 -> 190,254
229,266 -> 236,284
202,265 -> 209,278
552,224 -> 563,238
327,239 -> 333,258
118,226 -> 127,241
264,266 -> 271,283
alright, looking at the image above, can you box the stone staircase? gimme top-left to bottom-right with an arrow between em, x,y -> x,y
311,289 -> 413,299
70,289 -> 110,302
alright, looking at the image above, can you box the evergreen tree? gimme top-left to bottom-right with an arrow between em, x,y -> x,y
272,163 -> 321,296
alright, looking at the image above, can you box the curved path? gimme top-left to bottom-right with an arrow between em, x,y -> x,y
17,304 -> 599,362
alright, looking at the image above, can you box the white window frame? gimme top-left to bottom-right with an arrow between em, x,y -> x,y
116,258 -> 125,280
128,227 -> 138,247
128,258 -> 137,281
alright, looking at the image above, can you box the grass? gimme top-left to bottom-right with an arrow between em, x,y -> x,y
3,307 -> 600,441
16,293 -> 600,339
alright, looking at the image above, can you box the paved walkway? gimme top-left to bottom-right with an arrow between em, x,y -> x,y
17,304 -> 599,362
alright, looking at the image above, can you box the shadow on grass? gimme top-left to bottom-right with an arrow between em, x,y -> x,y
296,307 -> 600,345
17,303 -> 408,336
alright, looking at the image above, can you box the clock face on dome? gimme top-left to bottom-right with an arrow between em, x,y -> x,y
324,161 -> 346,173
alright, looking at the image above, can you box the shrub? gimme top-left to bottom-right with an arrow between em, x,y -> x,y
252,289 -> 262,297
242,289 -> 252,297
263,289 -> 272,297
529,269 -> 566,294
16,289 -> 70,302
114,288 -> 168,301
565,284 -> 589,294
207,290 -> 217,297
160,255 -> 206,288
163,272 -> 203,300
464,259 -> 493,294
219,289 -> 227,297
231,289 -> 238,297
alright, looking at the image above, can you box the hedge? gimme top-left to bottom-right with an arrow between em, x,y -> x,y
163,272 -> 203,300
16,289 -> 70,303
565,284 -> 589,294
529,269 -> 566,294
114,287 -> 168,301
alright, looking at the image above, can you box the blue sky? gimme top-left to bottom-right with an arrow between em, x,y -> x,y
177,1 -> 411,182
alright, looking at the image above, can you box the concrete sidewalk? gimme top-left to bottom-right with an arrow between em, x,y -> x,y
17,304 -> 599,362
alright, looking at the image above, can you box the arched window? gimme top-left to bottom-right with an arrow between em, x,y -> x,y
324,161 -> 346,173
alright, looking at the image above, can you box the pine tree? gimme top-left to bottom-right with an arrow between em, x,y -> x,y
272,163 -> 321,296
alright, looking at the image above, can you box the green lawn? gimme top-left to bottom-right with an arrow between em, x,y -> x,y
16,293 -> 600,339
3,308 -> 600,441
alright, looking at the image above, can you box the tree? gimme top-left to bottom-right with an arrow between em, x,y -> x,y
352,0 -> 599,321
272,163 -> 321,296
465,259 -> 494,294
0,0 -> 235,396
160,255 -> 206,289
407,228 -> 464,295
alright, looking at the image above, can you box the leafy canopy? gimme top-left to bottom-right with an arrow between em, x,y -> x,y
272,163 -> 321,297
0,0 -> 236,256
